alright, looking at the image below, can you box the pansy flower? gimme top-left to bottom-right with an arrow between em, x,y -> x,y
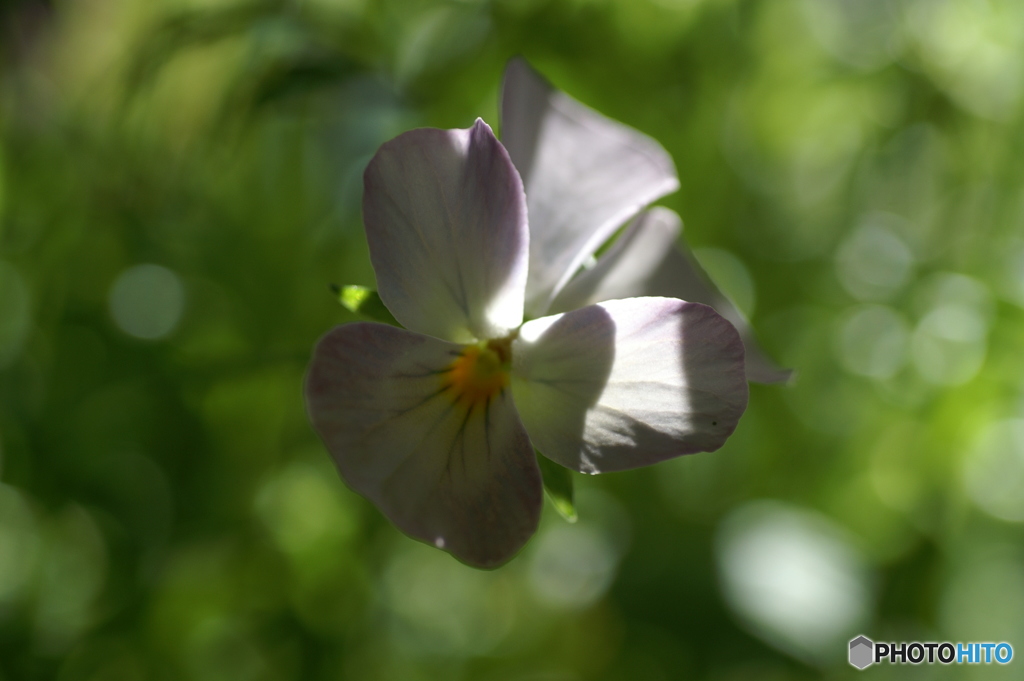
305,60 -> 778,568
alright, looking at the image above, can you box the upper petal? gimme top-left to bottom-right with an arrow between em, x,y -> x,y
305,322 -> 542,568
363,119 -> 529,343
550,207 -> 793,384
500,58 -> 679,317
510,297 -> 748,474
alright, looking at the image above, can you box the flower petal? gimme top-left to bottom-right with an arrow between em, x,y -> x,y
510,298 -> 748,474
305,322 -> 542,568
363,119 -> 528,343
501,58 -> 679,317
550,207 -> 793,384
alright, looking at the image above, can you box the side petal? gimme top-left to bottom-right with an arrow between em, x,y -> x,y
500,58 -> 679,317
305,322 -> 542,568
550,207 -> 793,385
510,298 -> 748,474
363,119 -> 528,343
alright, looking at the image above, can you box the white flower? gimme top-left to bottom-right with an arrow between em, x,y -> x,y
305,60 -> 759,568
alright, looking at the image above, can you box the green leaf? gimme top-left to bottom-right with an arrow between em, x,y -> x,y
536,451 -> 577,523
331,285 -> 399,326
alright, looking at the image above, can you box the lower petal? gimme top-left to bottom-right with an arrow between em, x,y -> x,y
510,298 -> 748,474
305,322 -> 542,568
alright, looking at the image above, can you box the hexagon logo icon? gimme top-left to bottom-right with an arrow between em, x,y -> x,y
849,635 -> 874,669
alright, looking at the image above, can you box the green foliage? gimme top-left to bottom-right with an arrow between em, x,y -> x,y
333,284 -> 400,325
537,450 -> 578,523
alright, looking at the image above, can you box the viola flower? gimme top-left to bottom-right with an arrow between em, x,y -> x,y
305,61 -> 759,568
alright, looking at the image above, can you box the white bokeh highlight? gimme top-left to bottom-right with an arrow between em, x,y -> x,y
800,0 -> 904,71
528,522 -> 620,611
716,501 -> 873,662
837,304 -> 910,380
108,264 -> 185,340
835,215 -> 914,301
965,419 -> 1024,523
383,543 -> 514,655
910,274 -> 991,386
910,0 -> 1024,120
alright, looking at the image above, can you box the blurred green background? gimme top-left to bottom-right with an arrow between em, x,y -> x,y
2,0 -> 1024,679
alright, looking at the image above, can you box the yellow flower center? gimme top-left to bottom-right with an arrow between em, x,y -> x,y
444,339 -> 512,408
